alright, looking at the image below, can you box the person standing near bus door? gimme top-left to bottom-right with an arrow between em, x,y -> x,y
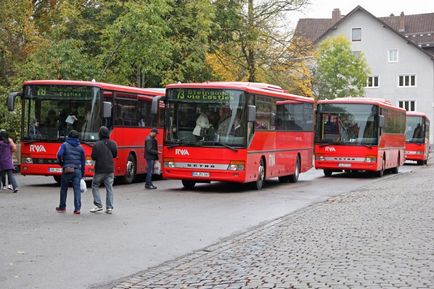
145,128 -> 159,189
90,126 -> 118,214
56,130 -> 85,214
0,130 -> 19,193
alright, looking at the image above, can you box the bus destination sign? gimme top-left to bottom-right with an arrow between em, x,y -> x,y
32,85 -> 94,99
171,89 -> 235,102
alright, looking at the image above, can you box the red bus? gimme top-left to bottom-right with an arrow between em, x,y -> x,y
315,98 -> 406,177
7,80 -> 165,183
405,111 -> 430,165
161,82 -> 314,190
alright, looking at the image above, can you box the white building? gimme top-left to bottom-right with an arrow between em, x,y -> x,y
295,5 -> 434,141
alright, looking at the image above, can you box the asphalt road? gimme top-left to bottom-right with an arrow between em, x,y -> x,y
0,165 -> 415,289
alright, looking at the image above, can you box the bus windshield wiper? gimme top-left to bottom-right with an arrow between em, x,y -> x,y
200,140 -> 238,151
167,138 -> 194,148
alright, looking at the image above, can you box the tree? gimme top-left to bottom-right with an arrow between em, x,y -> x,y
209,0 -> 310,82
314,35 -> 370,99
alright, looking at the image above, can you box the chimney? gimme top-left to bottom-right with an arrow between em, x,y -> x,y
399,11 -> 405,32
332,8 -> 341,22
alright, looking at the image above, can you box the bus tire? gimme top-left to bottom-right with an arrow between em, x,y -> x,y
417,160 -> 424,166
252,158 -> 265,190
375,158 -> 385,178
288,156 -> 301,183
123,154 -> 136,184
53,175 -> 61,184
390,155 -> 400,174
182,180 -> 196,190
323,170 -> 333,177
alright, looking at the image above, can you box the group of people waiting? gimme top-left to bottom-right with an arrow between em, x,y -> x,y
55,126 -> 159,215
0,129 -> 19,193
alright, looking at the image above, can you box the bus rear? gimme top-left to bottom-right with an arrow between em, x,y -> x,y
405,112 -> 430,165
315,98 -> 406,177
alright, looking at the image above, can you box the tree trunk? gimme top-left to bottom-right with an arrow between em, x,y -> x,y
247,0 -> 256,82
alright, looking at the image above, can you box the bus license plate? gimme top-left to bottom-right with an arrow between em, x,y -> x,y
49,168 -> 63,173
192,172 -> 209,177
338,163 -> 351,168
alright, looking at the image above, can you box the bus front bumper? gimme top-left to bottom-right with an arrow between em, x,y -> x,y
315,161 -> 378,172
20,164 -> 94,177
405,151 -> 426,161
163,168 -> 246,183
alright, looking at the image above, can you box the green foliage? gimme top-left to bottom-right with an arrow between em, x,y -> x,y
315,35 -> 370,99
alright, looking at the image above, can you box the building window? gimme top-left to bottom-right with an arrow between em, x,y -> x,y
398,75 -> 416,87
388,49 -> 398,62
398,100 -> 416,111
352,28 -> 362,41
352,51 -> 361,57
366,76 -> 379,88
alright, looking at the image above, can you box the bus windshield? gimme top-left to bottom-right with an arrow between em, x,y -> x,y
316,103 -> 379,145
23,85 -> 102,142
406,116 -> 424,143
165,88 -> 247,147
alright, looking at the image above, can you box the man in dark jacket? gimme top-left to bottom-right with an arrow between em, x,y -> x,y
90,126 -> 118,214
56,130 -> 86,214
145,128 -> 159,189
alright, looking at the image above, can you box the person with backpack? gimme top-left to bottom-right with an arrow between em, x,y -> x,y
89,126 -> 118,214
56,130 -> 85,214
0,130 -> 18,193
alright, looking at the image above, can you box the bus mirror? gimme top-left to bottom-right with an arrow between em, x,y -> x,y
151,95 -> 164,115
7,92 -> 21,111
103,101 -> 112,118
379,115 -> 385,128
247,105 -> 256,122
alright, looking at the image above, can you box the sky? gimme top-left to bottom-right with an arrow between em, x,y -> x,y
289,0 -> 434,28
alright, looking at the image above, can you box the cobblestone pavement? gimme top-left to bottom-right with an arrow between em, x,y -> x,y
106,165 -> 434,289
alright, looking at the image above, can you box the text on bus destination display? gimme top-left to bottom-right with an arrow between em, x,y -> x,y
172,89 -> 236,102
33,86 -> 94,98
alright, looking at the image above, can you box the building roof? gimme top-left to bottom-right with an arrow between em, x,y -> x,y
294,5 -> 434,57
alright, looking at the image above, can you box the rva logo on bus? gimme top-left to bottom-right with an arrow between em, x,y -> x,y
175,149 -> 189,156
30,144 -> 47,153
324,146 -> 336,152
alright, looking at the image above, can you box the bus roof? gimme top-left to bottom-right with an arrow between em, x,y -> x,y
166,81 -> 314,103
406,111 -> 429,118
23,80 -> 165,96
317,97 -> 406,112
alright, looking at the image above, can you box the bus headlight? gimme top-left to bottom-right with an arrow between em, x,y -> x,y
164,158 -> 175,168
365,156 -> 377,163
22,157 -> 33,164
316,154 -> 325,161
227,161 -> 245,171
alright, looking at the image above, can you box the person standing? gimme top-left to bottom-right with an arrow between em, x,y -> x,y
56,130 -> 85,214
145,128 -> 159,189
90,126 -> 118,214
0,130 -> 18,193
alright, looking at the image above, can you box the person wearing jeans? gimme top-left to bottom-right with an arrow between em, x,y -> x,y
145,128 -> 159,189
56,130 -> 85,214
0,130 -> 18,193
90,126 -> 118,214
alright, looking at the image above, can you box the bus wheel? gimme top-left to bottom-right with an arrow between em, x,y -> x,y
417,160 -> 424,166
253,158 -> 265,190
123,154 -> 136,184
182,180 -> 196,190
375,159 -> 385,178
53,175 -> 61,184
390,155 -> 400,174
288,156 -> 301,183
323,170 -> 333,177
